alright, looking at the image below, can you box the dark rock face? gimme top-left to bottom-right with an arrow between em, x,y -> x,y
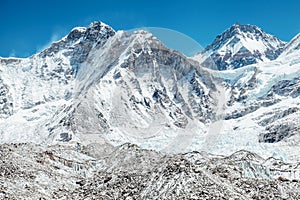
271,78 -> 300,98
265,48 -> 284,60
259,112 -> 300,143
0,78 -> 13,118
259,123 -> 297,143
258,107 -> 299,127
256,78 -> 300,143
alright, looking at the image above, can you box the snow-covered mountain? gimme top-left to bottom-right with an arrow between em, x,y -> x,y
0,22 -> 221,152
0,21 -> 300,162
1,20 -> 300,161
194,23 -> 286,70
0,21 -> 115,143
1,21 -> 300,199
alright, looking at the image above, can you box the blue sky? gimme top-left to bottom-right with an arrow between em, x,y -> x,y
1,0 -> 300,57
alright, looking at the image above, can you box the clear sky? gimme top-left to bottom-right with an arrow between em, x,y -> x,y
1,0 -> 300,57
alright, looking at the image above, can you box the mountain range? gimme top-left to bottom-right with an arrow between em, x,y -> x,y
0,21 -> 300,199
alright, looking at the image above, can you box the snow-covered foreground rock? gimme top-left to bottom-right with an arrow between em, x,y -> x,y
0,143 -> 299,199
1,21 -> 300,198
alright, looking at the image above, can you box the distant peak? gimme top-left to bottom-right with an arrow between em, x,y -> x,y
65,21 -> 115,42
131,30 -> 155,39
207,23 -> 279,49
39,20 -> 115,59
68,21 -> 111,34
201,23 -> 286,70
89,21 -> 103,27
205,23 -> 266,51
229,23 -> 263,34
232,22 -> 241,27
88,21 -> 111,29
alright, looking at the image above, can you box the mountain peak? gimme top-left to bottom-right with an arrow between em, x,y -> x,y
214,23 -> 266,46
38,21 -> 115,77
229,23 -> 273,40
231,22 -> 249,30
65,21 -> 115,42
40,21 -> 115,57
89,21 -> 107,28
199,23 -> 286,70
231,23 -> 262,32
87,21 -> 114,34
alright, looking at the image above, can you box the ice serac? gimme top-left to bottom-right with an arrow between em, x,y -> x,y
195,23 -> 286,70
